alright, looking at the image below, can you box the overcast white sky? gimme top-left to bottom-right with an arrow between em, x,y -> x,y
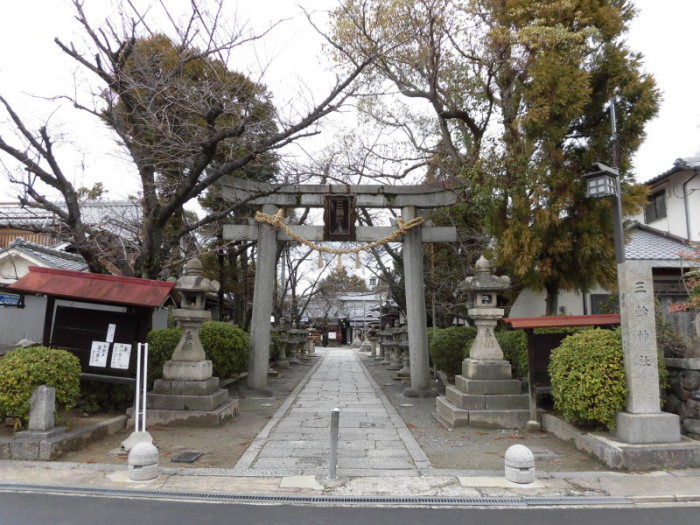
1,0 -> 699,201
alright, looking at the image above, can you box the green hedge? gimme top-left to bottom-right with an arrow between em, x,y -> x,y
495,330 -> 528,381
147,322 -> 249,384
429,326 -> 476,375
199,321 -> 249,378
0,346 -> 81,429
549,327 -> 669,430
549,328 -> 626,430
146,326 -> 184,388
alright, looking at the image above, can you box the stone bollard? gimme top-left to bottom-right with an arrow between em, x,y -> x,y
128,442 -> 160,481
28,385 -> 55,432
504,444 -> 535,484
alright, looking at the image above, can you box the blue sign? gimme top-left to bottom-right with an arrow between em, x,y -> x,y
0,293 -> 23,307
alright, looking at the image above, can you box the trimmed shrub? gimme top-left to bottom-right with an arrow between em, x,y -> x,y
495,330 -> 528,381
78,382 -> 133,414
550,327 -> 670,430
429,326 -> 476,376
146,326 -> 183,388
549,328 -> 627,430
146,322 -> 249,382
0,346 -> 81,429
199,321 -> 249,378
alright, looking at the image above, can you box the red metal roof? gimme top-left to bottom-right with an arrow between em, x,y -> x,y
8,267 -> 175,308
504,314 -> 621,330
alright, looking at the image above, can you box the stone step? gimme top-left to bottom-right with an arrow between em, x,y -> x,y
147,388 -> 229,411
435,396 -> 533,430
435,396 -> 469,428
153,376 -> 220,396
445,385 -> 529,410
468,409 -> 532,429
141,398 -> 239,427
455,375 -> 522,395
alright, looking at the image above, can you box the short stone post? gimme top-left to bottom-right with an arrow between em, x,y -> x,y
360,334 -> 372,354
11,385 -> 66,460
275,323 -> 290,369
288,323 -> 302,364
306,327 -> 316,356
387,323 -> 403,371
128,442 -> 160,481
374,325 -> 391,365
27,385 -> 56,432
368,326 -> 380,358
504,444 -> 535,484
397,324 -> 411,378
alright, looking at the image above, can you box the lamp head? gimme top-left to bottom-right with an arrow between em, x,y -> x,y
584,162 -> 619,198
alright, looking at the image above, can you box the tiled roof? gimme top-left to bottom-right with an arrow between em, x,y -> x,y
0,200 -> 141,240
3,237 -> 88,272
625,224 -> 698,267
645,157 -> 700,186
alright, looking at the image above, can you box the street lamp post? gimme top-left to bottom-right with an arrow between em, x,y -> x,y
583,162 -> 625,264
583,163 -> 681,444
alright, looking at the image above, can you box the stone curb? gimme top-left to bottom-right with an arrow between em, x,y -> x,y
3,459 -> 700,503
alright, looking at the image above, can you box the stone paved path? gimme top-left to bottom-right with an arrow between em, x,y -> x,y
231,348 -> 431,477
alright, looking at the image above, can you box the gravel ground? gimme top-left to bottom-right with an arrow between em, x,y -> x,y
58,361 -> 314,468
47,348 -> 606,471
357,351 -> 608,472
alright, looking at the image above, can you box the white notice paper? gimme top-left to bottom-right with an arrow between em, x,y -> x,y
89,341 -> 110,367
106,324 -> 116,343
110,343 -> 132,369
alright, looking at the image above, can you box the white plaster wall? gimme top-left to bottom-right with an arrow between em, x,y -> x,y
508,286 -> 609,318
0,254 -> 32,284
634,172 -> 700,241
686,175 -> 700,241
0,294 -> 46,346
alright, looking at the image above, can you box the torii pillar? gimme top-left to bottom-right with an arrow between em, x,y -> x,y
247,204 -> 278,395
401,206 -> 436,397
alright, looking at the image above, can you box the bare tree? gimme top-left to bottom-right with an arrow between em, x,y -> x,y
0,0 -> 376,278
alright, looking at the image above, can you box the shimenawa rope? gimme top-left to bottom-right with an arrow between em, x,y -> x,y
254,209 -> 424,254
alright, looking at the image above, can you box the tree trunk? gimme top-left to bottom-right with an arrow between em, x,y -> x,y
545,282 -> 559,317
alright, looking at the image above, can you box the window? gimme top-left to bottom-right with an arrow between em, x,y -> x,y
644,190 -> 666,223
368,277 -> 378,287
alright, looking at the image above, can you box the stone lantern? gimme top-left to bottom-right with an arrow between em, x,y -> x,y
458,255 -> 510,362
167,258 -> 219,366
435,255 -> 530,429
147,258 -> 238,426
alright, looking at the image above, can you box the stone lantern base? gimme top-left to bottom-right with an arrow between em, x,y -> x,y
142,360 -> 238,427
436,358 -> 531,429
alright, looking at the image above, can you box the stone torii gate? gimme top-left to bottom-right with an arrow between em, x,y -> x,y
221,177 -> 457,397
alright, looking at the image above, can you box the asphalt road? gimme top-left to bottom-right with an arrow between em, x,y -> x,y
0,492 -> 696,525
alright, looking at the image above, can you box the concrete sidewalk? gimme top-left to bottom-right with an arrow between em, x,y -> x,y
1,347 -> 700,505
